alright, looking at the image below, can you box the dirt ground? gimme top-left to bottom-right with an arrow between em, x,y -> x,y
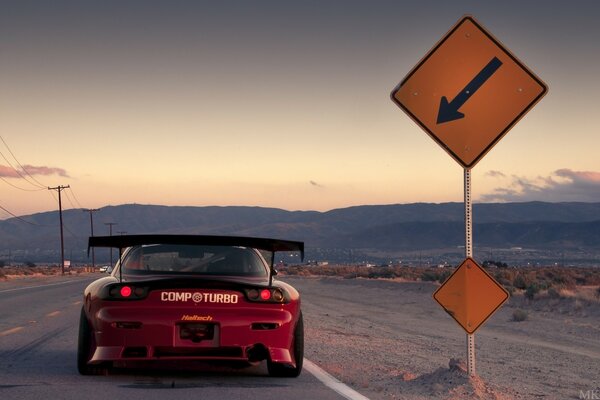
281,276 -> 600,400
2,270 -> 598,399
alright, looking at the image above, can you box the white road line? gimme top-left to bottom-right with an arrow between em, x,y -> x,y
0,326 -> 25,336
304,359 -> 370,400
0,279 -> 87,294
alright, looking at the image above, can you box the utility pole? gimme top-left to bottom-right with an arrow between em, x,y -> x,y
48,185 -> 70,275
104,222 -> 117,267
83,209 -> 99,270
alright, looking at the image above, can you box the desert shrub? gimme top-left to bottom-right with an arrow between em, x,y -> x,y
483,260 -> 508,268
421,270 -> 438,282
495,276 -> 513,288
512,309 -> 528,322
421,269 -> 451,283
513,274 -> 528,290
550,273 -> 575,287
547,287 -> 561,299
575,276 -> 587,285
438,270 -> 451,283
584,271 -> 600,286
373,267 -> 396,279
497,268 -> 517,281
282,266 -> 305,276
525,283 -> 541,300
343,266 -> 371,279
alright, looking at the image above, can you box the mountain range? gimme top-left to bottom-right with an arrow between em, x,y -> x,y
0,202 -> 599,266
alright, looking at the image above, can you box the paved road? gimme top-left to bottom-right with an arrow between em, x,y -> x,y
0,275 -> 352,400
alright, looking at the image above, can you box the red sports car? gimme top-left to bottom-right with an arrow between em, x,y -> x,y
78,234 -> 304,377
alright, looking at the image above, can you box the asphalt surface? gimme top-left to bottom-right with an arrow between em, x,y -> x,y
0,275 -> 350,400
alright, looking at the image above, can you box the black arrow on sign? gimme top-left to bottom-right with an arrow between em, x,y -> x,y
437,56 -> 503,124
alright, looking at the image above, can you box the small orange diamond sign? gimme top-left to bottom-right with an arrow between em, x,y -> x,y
433,257 -> 509,334
391,16 -> 547,168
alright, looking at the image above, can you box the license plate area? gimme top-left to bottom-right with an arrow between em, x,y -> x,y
175,323 -> 219,347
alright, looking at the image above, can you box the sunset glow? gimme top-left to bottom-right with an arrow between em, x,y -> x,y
1,1 -> 599,218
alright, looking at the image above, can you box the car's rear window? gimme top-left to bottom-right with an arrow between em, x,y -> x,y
120,244 -> 268,277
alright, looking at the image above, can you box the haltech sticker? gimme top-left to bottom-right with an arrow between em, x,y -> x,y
161,291 -> 239,304
181,315 -> 213,321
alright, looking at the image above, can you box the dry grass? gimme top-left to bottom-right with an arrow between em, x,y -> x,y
0,266 -> 90,280
282,264 -> 600,303
282,264 -> 600,318
283,264 -> 599,286
512,309 -> 528,322
282,265 -> 444,282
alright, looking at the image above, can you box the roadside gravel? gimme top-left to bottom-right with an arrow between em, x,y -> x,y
281,276 -> 600,400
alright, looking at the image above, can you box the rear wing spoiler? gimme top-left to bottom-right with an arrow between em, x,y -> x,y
88,234 -> 304,256
88,234 -> 304,285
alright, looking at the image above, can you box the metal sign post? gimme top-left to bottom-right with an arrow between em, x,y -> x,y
464,168 -> 476,376
391,14 -> 546,380
467,333 -> 476,376
464,168 -> 473,258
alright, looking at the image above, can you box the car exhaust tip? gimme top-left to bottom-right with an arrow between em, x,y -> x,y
246,344 -> 269,362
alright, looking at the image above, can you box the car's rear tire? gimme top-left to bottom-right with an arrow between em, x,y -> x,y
77,307 -> 108,375
267,312 -> 304,377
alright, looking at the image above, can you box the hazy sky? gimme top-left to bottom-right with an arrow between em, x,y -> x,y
1,0 -> 599,218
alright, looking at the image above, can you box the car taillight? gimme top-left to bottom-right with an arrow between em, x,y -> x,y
271,289 -> 284,302
260,289 -> 271,300
247,289 -> 259,300
245,287 -> 287,303
104,285 -> 148,300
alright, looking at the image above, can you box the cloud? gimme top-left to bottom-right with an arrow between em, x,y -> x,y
485,170 -> 506,178
0,164 -> 69,178
480,169 -> 600,202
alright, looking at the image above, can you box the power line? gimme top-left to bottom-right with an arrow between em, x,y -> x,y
47,188 -> 58,203
61,218 -> 82,240
0,135 -> 47,189
0,175 -> 46,192
67,187 -> 84,209
0,137 -> 70,210
0,136 -> 58,212
0,204 -> 40,226
0,149 -> 45,189
62,187 -> 78,210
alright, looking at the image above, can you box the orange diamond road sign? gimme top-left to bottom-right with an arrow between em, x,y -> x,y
391,15 -> 547,168
433,257 -> 509,334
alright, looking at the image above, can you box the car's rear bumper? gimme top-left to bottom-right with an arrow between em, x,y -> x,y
89,304 -> 298,365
